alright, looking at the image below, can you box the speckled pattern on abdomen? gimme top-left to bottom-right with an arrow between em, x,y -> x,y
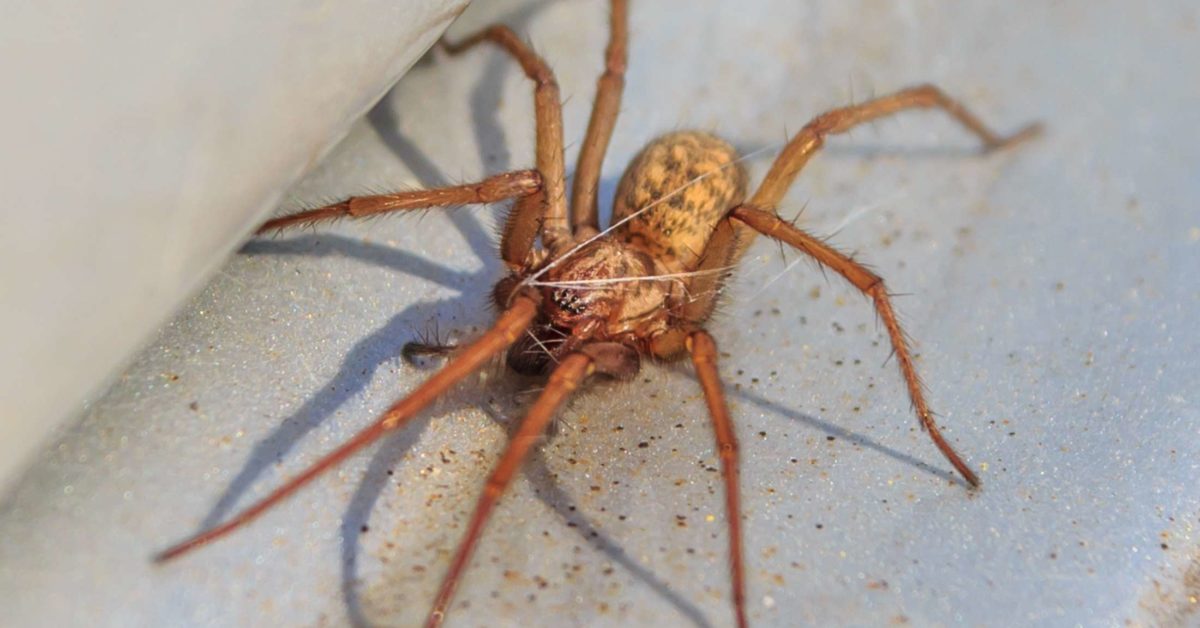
612,131 -> 750,272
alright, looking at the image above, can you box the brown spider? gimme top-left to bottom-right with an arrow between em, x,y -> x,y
155,2 -> 1039,626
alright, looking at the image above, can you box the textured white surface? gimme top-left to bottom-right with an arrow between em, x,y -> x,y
2,1 -> 1199,626
0,0 -> 469,490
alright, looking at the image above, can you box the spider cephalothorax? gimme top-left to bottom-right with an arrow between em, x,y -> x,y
156,2 -> 1039,627
540,237 -> 668,332
502,235 -> 669,377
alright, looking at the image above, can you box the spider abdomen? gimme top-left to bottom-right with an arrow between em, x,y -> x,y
613,131 -> 749,271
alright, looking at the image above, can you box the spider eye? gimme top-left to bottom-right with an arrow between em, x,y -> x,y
552,288 -> 586,315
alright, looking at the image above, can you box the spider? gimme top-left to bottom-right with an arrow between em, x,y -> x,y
155,2 -> 1039,626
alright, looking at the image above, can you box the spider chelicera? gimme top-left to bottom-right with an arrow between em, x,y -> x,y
155,2 -> 1039,626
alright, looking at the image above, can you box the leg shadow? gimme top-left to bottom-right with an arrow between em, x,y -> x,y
679,366 -> 963,486
366,100 -> 498,265
195,298 -> 463,530
524,448 -> 715,628
339,417 -> 433,628
241,235 -> 467,290
475,399 -> 714,627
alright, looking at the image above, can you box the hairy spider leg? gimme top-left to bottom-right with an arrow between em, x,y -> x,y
153,297 -> 539,562
442,24 -> 572,261
732,206 -> 981,485
257,170 -> 542,243
644,216 -> 740,359
703,85 -> 1041,488
687,330 -> 746,628
570,0 -> 628,237
426,352 -> 594,628
740,83 -> 1041,261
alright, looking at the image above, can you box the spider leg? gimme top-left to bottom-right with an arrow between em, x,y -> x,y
730,206 -> 979,487
426,352 -> 594,628
682,215 -> 740,324
645,216 -> 741,360
153,296 -> 539,562
442,25 -> 572,260
687,330 -> 747,628
257,169 -> 541,236
751,84 -> 1040,213
402,319 -> 459,367
570,0 -> 628,237
401,340 -> 457,366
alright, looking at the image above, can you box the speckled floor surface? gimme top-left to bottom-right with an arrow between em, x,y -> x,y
2,1 -> 1198,626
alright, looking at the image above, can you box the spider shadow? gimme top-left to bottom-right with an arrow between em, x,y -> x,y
208,233 -> 500,626
451,0 -> 560,175
364,88 -> 499,263
337,405 -> 437,628
481,398 -> 716,628
203,141 -> 493,529
192,295 -> 467,534
199,10 -> 544,542
714,375 -> 965,487
521,448 -> 714,627
193,84 -> 504,623
228,242 -> 495,625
